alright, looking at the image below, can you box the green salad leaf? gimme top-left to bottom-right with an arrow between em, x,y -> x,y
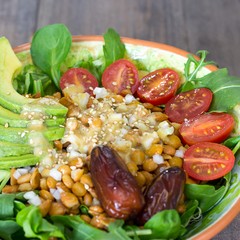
16,205 -> 65,240
0,194 -> 15,219
184,173 -> 231,213
224,136 -> 240,154
30,24 -> 72,90
0,220 -> 22,240
180,200 -> 200,227
180,51 -> 240,112
140,210 -> 183,239
103,28 -> 126,68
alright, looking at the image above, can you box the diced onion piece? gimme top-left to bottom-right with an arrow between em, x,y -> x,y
124,94 -> 135,104
49,168 -> 62,181
153,154 -> 164,164
93,87 -> 109,99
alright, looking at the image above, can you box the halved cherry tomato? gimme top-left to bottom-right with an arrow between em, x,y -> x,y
60,68 -> 98,95
102,59 -> 139,95
183,142 -> 235,181
136,68 -> 180,105
179,112 -> 235,145
165,88 -> 213,123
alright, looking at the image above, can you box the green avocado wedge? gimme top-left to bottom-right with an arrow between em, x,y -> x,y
0,125 -> 65,144
0,37 -> 67,117
0,140 -> 33,157
0,105 -> 65,127
0,154 -> 40,168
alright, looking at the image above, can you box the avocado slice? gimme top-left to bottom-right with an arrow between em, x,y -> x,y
0,125 -> 65,144
0,37 -> 67,117
0,104 -> 65,128
0,154 -> 40,168
0,140 -> 33,157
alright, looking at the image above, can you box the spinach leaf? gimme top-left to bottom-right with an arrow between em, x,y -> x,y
30,24 -> 72,89
51,215 -> 108,240
0,194 -> 15,219
103,28 -> 126,69
0,220 -> 21,240
107,220 -> 132,240
142,209 -> 182,239
224,136 -> 240,154
184,173 -> 231,213
16,205 -> 65,240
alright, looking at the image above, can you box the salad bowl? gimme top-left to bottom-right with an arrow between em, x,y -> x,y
0,26 -> 239,239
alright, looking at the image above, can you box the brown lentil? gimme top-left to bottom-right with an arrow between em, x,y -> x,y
126,161 -> 138,176
30,168 -> 40,189
58,165 -> 72,175
141,171 -> 154,184
143,159 -> 158,172
72,182 -> 87,197
80,174 -> 93,187
145,143 -> 163,156
163,144 -> 176,156
2,185 -> 18,193
88,205 -> 104,216
10,168 -> 17,185
62,174 -> 74,189
164,135 -> 182,149
56,182 -> 71,192
169,156 -> 183,168
18,183 -> 32,192
17,173 -> 31,184
81,214 -> 91,223
83,193 -> 93,206
49,202 -> 67,216
40,178 -> 48,190
39,189 -> 54,201
39,199 -> 52,217
130,149 -> 145,165
46,176 -> 57,189
135,171 -> 146,187
60,192 -> 80,209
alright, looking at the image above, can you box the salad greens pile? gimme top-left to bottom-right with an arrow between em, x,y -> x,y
0,24 -> 239,240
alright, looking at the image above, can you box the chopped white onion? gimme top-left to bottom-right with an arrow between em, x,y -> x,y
49,168 -> 62,181
23,191 -> 37,200
153,154 -> 164,164
50,188 -> 61,201
175,149 -> 184,158
124,94 -> 135,104
13,170 -> 21,180
93,87 -> 109,99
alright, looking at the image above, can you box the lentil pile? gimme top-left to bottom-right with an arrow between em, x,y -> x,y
2,87 -> 188,229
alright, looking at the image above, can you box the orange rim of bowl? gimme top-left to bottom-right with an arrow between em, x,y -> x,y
14,36 -> 239,239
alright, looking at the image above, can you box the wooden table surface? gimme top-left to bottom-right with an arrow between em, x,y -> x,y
0,0 -> 239,239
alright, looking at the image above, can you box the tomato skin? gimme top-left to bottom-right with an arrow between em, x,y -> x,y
101,59 -> 139,95
183,142 -> 235,181
136,68 -> 180,105
179,112 -> 235,145
60,68 -> 98,95
165,88 -> 213,123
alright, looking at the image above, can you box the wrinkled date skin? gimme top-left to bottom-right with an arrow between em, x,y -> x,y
138,167 -> 186,225
90,145 -> 145,220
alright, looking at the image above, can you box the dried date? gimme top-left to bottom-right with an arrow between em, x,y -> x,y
138,166 -> 186,225
90,145 -> 145,220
